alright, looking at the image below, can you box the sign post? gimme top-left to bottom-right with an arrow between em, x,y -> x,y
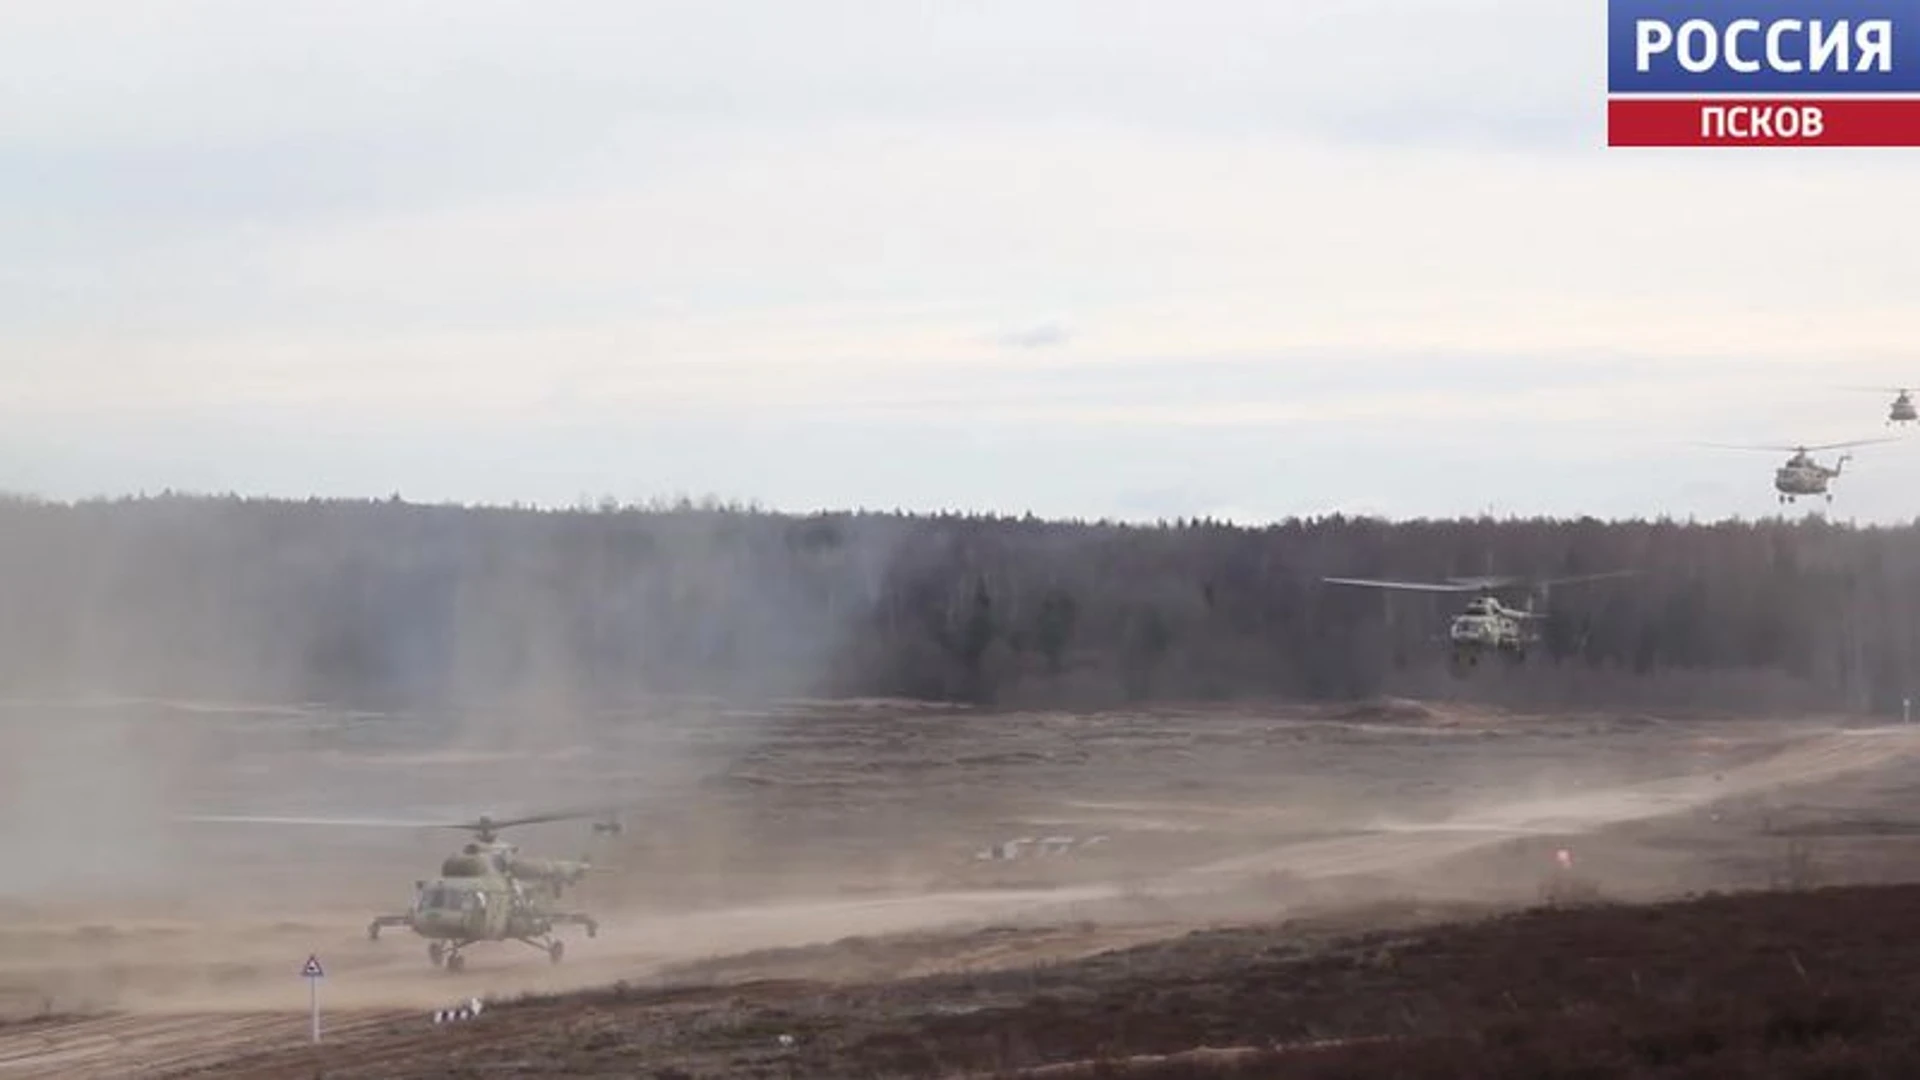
301,954 -> 325,1043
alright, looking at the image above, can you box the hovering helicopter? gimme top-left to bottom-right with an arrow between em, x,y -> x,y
1844,387 -> 1919,425
188,807 -> 623,972
1322,570 -> 1634,675
1699,438 -> 1895,504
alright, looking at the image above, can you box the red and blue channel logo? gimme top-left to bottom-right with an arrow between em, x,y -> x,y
1609,0 -> 1920,145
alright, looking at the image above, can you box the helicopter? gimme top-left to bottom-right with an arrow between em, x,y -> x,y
1699,438 -> 1895,504
1322,570 -> 1634,675
1844,387 -> 1918,425
187,807 -> 623,972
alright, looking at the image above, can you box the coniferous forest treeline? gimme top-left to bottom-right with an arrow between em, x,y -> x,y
2,493 -> 1916,717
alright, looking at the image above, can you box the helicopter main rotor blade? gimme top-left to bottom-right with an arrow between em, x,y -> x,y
1322,577 -> 1480,594
1442,575 -> 1524,590
450,807 -> 618,832
183,813 -> 457,829
1536,569 -> 1636,588
1694,438 -> 1897,452
1806,437 -> 1900,451
185,802 -> 629,833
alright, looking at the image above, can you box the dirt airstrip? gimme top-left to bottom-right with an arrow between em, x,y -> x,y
3,697 -> 1920,1077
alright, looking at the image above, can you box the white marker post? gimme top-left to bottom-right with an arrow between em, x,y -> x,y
301,954 -> 325,1042
1904,697 -> 1911,725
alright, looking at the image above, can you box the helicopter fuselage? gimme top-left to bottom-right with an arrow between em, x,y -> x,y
366,839 -> 601,971
411,874 -> 580,936
1774,455 -> 1847,502
1445,596 -> 1540,675
1448,599 -> 1526,651
1890,391 -> 1916,424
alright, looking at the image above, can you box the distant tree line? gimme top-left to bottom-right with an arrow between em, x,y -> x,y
0,493 -> 1914,716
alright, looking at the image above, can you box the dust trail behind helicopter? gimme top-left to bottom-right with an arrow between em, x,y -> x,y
0,502 -> 918,1020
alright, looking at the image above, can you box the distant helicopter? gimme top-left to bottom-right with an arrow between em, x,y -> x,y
1322,570 -> 1634,676
1699,438 -> 1895,504
1844,387 -> 1919,425
188,807 -> 622,972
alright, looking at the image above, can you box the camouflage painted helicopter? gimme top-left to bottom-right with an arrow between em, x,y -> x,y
1700,438 -> 1895,504
1844,386 -> 1919,426
1323,570 -> 1634,675
189,807 -> 622,972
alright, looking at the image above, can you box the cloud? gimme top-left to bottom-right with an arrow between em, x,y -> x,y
7,126 -> 1911,408
0,2 -> 1595,150
992,321 -> 1073,350
2,1 -> 1918,521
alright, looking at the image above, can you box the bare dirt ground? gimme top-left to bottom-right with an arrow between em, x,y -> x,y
3,695 -> 1920,1076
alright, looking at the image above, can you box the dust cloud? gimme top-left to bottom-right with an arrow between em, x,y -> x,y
0,703 -> 184,901
0,498 -> 915,1020
6,499 -> 1920,1080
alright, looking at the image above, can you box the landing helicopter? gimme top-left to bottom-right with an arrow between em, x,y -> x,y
1322,570 -> 1634,676
1844,387 -> 1918,425
1699,438 -> 1895,504
188,807 -> 623,972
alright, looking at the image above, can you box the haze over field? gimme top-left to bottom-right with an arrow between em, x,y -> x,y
4,1 -> 1918,522
12,11 -> 1920,1078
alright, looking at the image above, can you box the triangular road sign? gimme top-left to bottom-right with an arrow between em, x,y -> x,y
301,954 -> 325,978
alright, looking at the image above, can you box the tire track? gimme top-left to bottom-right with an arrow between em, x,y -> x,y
0,1010 -> 403,1078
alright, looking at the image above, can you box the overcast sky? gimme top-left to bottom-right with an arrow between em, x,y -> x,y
4,1 -> 1918,523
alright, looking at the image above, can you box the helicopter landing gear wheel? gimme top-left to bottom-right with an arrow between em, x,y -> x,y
368,922 -> 381,942
445,951 -> 465,974
585,919 -> 598,940
548,940 -> 565,965
428,942 -> 445,967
